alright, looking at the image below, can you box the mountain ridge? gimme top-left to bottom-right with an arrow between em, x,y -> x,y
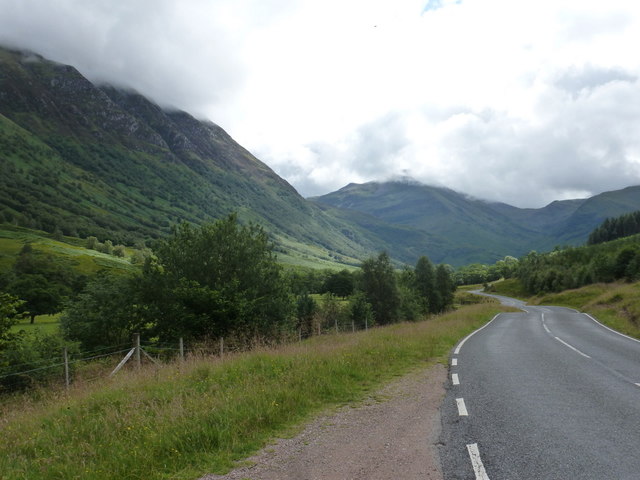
3,45 -> 640,267
311,181 -> 640,264
0,46 -> 445,267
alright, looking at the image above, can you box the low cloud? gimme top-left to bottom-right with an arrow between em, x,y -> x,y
2,0 -> 640,207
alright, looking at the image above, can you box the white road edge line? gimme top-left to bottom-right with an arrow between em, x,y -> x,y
452,373 -> 460,385
452,358 -> 458,366
635,383 -> 640,387
584,313 -> 640,345
456,397 -> 468,416
467,443 -> 490,480
554,336 -> 591,358
454,314 -> 502,355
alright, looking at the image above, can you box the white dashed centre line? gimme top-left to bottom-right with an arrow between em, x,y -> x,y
456,397 -> 468,416
467,443 -> 490,480
452,358 -> 458,366
452,373 -> 460,385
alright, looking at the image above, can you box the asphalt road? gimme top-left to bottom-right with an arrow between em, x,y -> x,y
439,293 -> 640,479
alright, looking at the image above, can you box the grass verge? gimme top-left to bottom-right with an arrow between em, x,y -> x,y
0,302 -> 506,480
485,278 -> 530,300
532,282 -> 640,339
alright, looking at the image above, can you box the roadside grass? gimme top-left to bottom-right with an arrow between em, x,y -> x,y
487,278 -> 530,300
0,302 -> 508,480
533,282 -> 640,339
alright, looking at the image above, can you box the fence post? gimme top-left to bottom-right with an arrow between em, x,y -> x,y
179,337 -> 184,362
352,319 -> 355,333
64,347 -> 70,389
365,316 -> 368,331
134,333 -> 141,370
298,328 -> 302,343
220,337 -> 224,358
334,317 -> 338,334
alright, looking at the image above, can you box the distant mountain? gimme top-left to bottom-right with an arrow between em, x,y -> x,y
311,181 -> 640,265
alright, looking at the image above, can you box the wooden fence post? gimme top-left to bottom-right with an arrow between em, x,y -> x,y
179,337 -> 184,362
134,333 -> 141,370
220,337 -> 224,358
64,347 -> 70,389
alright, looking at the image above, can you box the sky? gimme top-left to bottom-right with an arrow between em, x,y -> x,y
2,0 -> 640,207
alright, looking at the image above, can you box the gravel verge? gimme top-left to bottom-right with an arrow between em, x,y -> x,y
200,363 -> 446,480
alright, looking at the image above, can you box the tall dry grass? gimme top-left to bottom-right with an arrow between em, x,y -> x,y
0,302 -> 506,480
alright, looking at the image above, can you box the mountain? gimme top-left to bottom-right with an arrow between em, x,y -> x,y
0,46 -> 428,267
3,46 -> 639,269
311,181 -> 640,265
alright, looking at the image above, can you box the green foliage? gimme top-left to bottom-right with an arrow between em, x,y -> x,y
434,264 -> 455,313
415,256 -> 436,314
588,210 -> 640,245
315,293 -> 346,333
1,244 -> 84,322
295,293 -> 316,337
140,215 -> 294,341
455,256 -> 519,286
0,292 -> 25,351
360,252 -> 400,325
349,292 -> 373,328
321,269 -> 355,297
0,330 -> 79,392
517,235 -> 640,295
60,273 -> 142,350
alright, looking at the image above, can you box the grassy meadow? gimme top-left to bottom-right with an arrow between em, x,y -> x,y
0,301 -> 509,480
0,225 -> 137,275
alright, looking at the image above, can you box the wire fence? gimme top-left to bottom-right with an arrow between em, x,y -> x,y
0,313 -> 374,393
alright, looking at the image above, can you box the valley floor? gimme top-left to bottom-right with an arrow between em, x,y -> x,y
201,364 -> 446,480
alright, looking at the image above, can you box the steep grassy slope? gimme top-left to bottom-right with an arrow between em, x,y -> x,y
2,46 -> 486,267
0,47 -> 386,266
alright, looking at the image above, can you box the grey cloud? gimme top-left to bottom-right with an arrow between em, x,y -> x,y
432,80 -> 640,207
0,0 -> 252,116
345,113 -> 410,176
554,65 -> 637,97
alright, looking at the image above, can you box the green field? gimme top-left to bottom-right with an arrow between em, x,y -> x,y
9,313 -> 60,335
0,225 -> 137,276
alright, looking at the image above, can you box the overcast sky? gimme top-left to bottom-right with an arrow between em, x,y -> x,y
2,0 -> 640,207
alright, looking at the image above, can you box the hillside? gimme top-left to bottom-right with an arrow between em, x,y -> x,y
4,46 -> 640,268
0,46 -> 410,267
312,180 -> 640,264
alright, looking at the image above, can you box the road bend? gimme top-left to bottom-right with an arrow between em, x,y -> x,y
439,293 -> 640,479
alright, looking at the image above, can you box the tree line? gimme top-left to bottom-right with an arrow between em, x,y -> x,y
588,210 -> 640,245
0,214 -> 455,391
